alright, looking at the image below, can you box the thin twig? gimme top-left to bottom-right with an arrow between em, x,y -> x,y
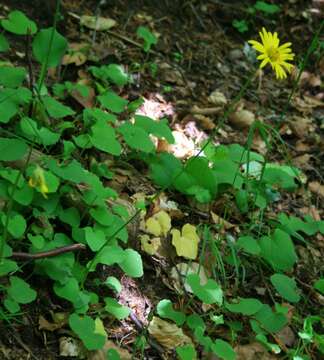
11,244 -> 86,260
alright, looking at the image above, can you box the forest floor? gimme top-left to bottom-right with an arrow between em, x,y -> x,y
0,0 -> 323,359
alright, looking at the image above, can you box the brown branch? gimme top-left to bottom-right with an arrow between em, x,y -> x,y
11,243 -> 86,260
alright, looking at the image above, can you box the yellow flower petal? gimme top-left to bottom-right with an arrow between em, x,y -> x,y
249,28 -> 294,80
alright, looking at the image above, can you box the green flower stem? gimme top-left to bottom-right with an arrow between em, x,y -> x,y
36,0 -> 62,92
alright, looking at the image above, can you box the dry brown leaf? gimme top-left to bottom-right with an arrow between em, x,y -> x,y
88,340 -> 132,360
80,15 -> 117,31
292,154 -> 312,169
71,87 -> 95,108
277,326 -> 295,346
229,109 -> 255,129
59,337 -> 85,358
308,181 -> 324,198
211,211 -> 235,230
148,317 -> 193,349
288,116 -> 313,138
208,90 -> 227,106
194,114 -> 215,130
234,342 -> 277,360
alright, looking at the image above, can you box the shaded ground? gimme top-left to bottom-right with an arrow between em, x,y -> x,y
0,0 -> 323,359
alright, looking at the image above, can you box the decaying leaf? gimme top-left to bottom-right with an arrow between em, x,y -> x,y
229,108 -> 255,129
80,15 -> 117,31
59,337 -> 85,358
148,316 -> 193,349
234,342 -> 277,360
171,224 -> 200,259
88,340 -> 132,360
140,234 -> 161,255
208,90 -> 227,106
145,210 -> 171,237
308,181 -> 324,198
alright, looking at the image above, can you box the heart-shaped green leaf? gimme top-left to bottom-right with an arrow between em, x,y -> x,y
157,299 -> 186,326
270,273 -> 300,303
69,313 -> 106,350
225,298 -> 263,315
0,137 -> 28,161
186,274 -> 223,305
1,10 -> 37,35
33,28 -> 68,67
104,297 -> 130,320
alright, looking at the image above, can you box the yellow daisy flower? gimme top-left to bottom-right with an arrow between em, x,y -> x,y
28,166 -> 49,198
249,27 -> 295,79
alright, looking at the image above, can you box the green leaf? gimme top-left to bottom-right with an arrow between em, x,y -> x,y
235,189 -> 249,213
54,277 -> 90,311
27,234 -> 45,249
105,64 -> 129,86
135,115 -> 174,144
42,96 -> 75,118
225,298 -> 263,316
32,28 -> 68,67
232,19 -> 249,33
0,259 -> 18,276
314,279 -> 324,295
186,274 -> 223,305
0,87 -> 32,123
149,152 -> 182,188
0,168 -> 24,188
0,137 -> 28,161
236,236 -> 261,255
90,206 -> 115,226
69,313 -> 106,350
0,34 -> 9,52
7,276 -> 37,304
106,349 -> 121,359
119,249 -> 143,278
253,305 -> 287,333
91,245 -> 125,270
211,339 -> 236,360
1,10 -> 37,35
85,227 -> 106,252
118,123 -> 155,152
2,213 -> 26,238
136,26 -> 157,52
104,297 -> 130,320
84,107 -> 117,125
176,344 -> 197,360
0,66 -> 26,87
58,207 -> 80,227
157,299 -> 186,326
104,276 -> 122,294
186,314 -> 206,331
90,120 -> 121,156
259,229 -> 297,271
4,297 -> 20,313
19,116 -> 60,145
11,183 -> 34,206
270,274 -> 300,303
98,90 -> 128,113
254,1 -> 280,14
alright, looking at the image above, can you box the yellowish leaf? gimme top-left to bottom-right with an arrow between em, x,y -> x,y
145,210 -> 171,237
171,224 -> 200,260
140,235 -> 161,255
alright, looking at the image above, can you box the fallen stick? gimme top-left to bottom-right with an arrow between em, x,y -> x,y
11,243 -> 86,260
